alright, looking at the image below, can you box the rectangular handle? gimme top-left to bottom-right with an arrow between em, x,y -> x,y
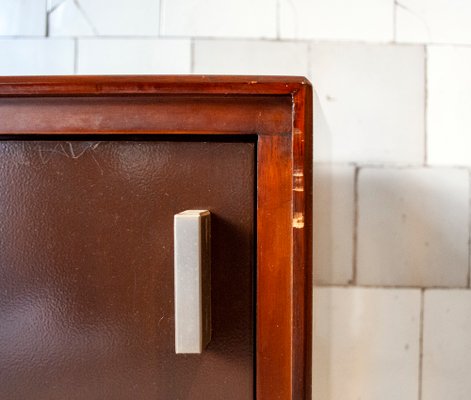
174,210 -> 211,354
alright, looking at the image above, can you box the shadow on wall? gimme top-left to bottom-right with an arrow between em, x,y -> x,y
312,89 -> 353,286
313,158 -> 469,288
312,94 -> 469,398
312,86 -> 469,287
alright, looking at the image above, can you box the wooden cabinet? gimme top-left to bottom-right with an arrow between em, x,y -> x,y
0,76 -> 312,400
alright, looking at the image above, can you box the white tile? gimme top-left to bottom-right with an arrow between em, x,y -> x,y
49,0 -> 159,36
48,0 -> 94,36
427,46 -> 471,166
0,0 -> 46,36
193,40 -> 308,75
77,39 -> 191,74
357,168 -> 469,287
313,91 -> 333,163
314,164 -> 355,285
160,0 -> 276,39
280,0 -> 394,42
0,39 -> 74,75
313,287 -> 421,400
47,0 -> 66,12
396,0 -> 471,44
423,290 -> 471,400
309,43 -> 425,164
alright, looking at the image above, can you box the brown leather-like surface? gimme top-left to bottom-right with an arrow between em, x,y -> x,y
0,140 -> 254,399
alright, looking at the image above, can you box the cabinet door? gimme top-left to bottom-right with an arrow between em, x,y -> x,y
0,140 -> 255,400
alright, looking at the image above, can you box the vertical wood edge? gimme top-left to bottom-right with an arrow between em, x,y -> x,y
292,84 -> 313,400
256,133 -> 293,400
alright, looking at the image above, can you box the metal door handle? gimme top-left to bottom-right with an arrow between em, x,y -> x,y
174,210 -> 211,354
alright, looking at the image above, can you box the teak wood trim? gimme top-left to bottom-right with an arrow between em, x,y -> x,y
0,75 -> 313,400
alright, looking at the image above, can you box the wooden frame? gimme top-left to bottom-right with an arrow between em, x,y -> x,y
0,75 -> 313,400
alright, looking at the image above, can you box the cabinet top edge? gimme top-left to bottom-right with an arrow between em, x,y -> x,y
0,75 -> 312,97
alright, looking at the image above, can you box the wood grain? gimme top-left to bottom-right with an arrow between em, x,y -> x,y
0,75 -> 313,400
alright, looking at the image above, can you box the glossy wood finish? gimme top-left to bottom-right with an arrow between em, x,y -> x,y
0,75 -> 313,400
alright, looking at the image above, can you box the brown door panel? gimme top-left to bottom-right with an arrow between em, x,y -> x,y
0,140 -> 255,399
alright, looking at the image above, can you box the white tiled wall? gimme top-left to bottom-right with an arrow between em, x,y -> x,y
0,39 -> 74,75
193,40 -> 309,76
1,1 -> 470,399
310,42 -> 425,164
314,287 -> 421,400
279,0 -> 394,42
357,167 -> 469,287
160,0 -> 277,38
49,0 -> 160,36
77,38 -> 191,74
314,164 -> 355,285
427,46 -> 471,166
396,0 -> 471,45
0,0 -> 46,36
423,290 -> 471,400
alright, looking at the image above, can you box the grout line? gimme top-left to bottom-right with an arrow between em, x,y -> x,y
423,45 -> 428,165
468,170 -> 471,288
393,1 -> 397,42
351,165 -> 360,285
313,283 -> 471,290
45,3 -> 50,37
73,0 -> 98,35
276,0 -> 281,40
307,41 -> 312,76
10,34 -> 471,48
48,36 -> 196,41
48,0 -> 66,14
342,164 -> 471,170
73,38 -> 78,74
190,38 -> 195,73
8,35 -> 471,48
418,289 -> 425,400
158,0 -> 164,36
